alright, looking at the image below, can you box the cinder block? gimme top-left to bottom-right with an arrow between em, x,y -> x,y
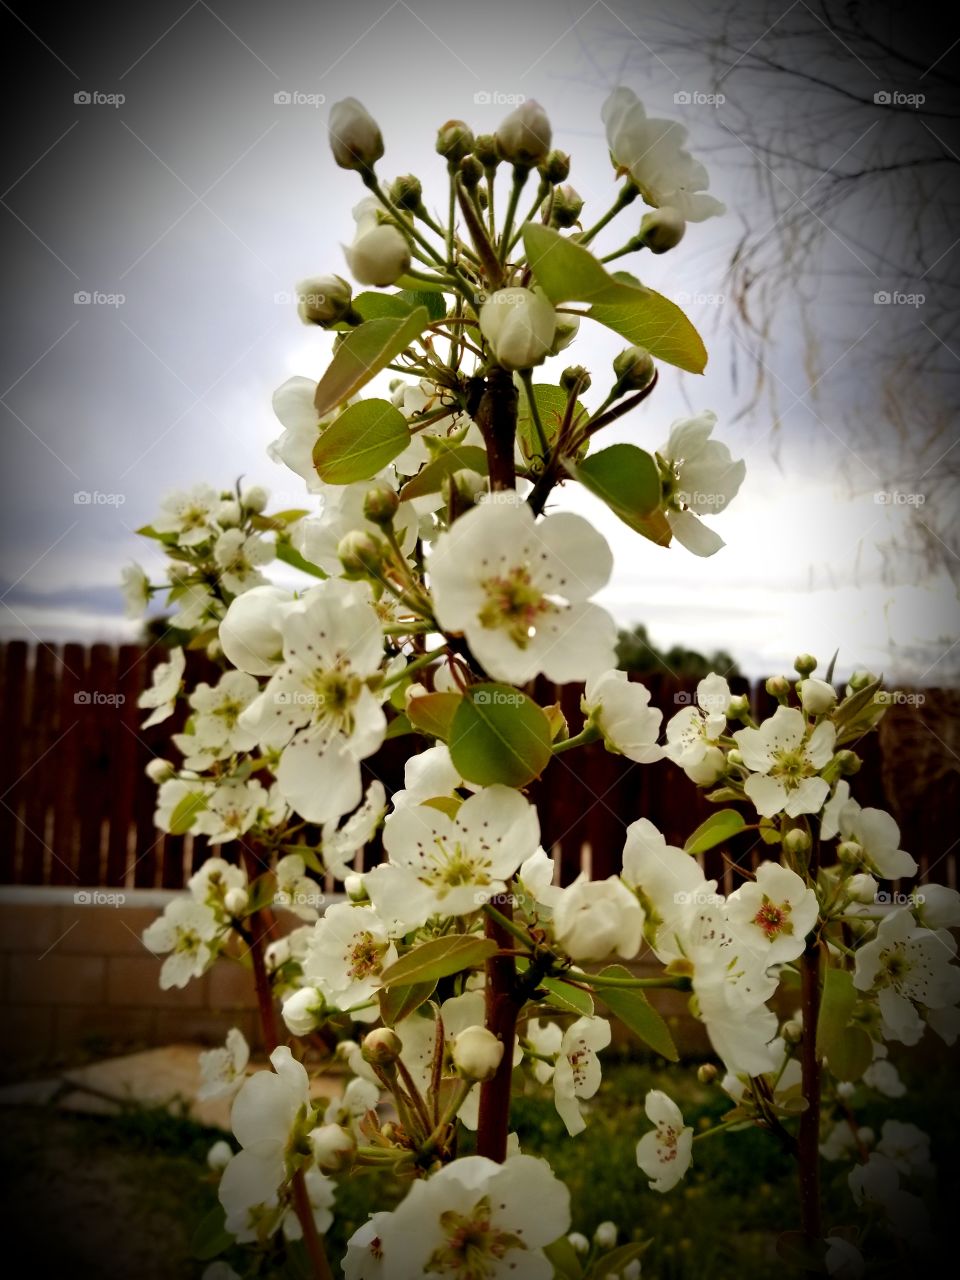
58,904 -> 161,955
1,1006 -> 55,1070
106,955 -> 205,1008
56,1005 -> 157,1054
7,953 -> 105,1006
207,961 -> 259,1012
0,903 -> 64,954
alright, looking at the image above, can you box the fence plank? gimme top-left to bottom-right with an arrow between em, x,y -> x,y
50,643 -> 86,885
0,642 -> 29,879
19,645 -> 60,884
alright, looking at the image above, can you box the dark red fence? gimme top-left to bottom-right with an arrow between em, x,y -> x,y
0,641 -> 956,892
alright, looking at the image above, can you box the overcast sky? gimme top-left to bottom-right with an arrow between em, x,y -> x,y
1,0 -> 957,681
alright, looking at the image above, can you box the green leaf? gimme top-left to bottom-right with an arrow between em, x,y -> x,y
191,1204 -> 233,1261
275,537 -> 327,579
313,399 -> 411,484
683,809 -> 746,855
816,965 -> 855,1059
564,444 -> 662,537
596,965 -> 678,1061
522,224 -> 707,374
384,711 -> 413,740
828,1026 -> 873,1082
587,1242 -> 650,1280
516,383 -> 587,464
313,307 -> 430,416
396,288 -> 447,320
407,692 -> 463,741
449,684 -> 553,788
247,872 -> 277,914
380,935 -> 498,988
399,445 -> 489,500
379,979 -> 437,1026
543,1236 -> 584,1280
168,791 -> 207,835
541,976 -> 595,1017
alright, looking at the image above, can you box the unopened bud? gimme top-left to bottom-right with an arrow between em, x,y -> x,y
567,1233 -> 590,1256
344,873 -> 367,902
550,311 -> 580,355
497,100 -> 552,168
459,155 -> 484,188
794,653 -> 818,677
539,149 -> 570,184
474,134 -> 499,167
242,485 -> 269,514
206,1139 -> 233,1171
309,1122 -> 357,1172
217,499 -> 241,526
436,119 -> 474,163
362,1027 -> 403,1065
328,98 -> 384,172
205,638 -> 222,662
338,530 -> 384,576
799,678 -> 837,715
560,365 -> 591,393
363,484 -> 400,527
726,693 -> 751,720
451,1025 -> 504,1082
847,873 -> 878,904
726,748 -> 743,766
847,669 -> 877,692
145,758 -> 174,783
837,840 -> 863,866
783,828 -> 811,856
389,174 -> 422,211
282,986 -> 325,1037
224,886 -> 249,916
594,1221 -> 618,1250
765,675 -> 791,699
612,345 -> 655,392
548,183 -> 583,229
697,1063 -> 719,1085
782,1020 -> 803,1045
296,274 -> 354,327
446,468 -> 486,509
835,749 -> 862,776
638,206 -> 686,254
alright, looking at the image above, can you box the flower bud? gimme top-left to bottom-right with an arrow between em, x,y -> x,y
436,119 -> 474,163
547,183 -> 583,229
781,1019 -> 803,1045
206,1139 -> 233,1171
451,1025 -> 504,1082
363,483 -> 400,527
145,758 -> 174,783
206,639 -> 222,664
242,485 -> 269,514
344,873 -> 368,902
329,98 -> 384,171
361,1027 -> 402,1065
697,1062 -> 719,1085
726,748 -> 743,766
638,206 -> 686,254
835,749 -> 862,776
474,134 -> 499,167
837,840 -> 863,866
446,468 -> 486,510
612,345 -> 655,392
224,886 -> 249,916
550,311 -> 580,355
560,365 -> 591,393
594,1221 -> 618,1249
459,155 -> 484,189
684,744 -> 726,786
479,287 -> 557,371
338,530 -> 385,577
567,1233 -> 590,1256
794,653 -> 818,676
765,675 -> 791,699
389,174 -> 422,210
847,669 -> 877,692
282,986 -> 325,1037
799,678 -> 837,715
217,499 -> 241,526
296,274 -> 354,327
539,149 -> 570,184
847,873 -> 878,904
219,585 -> 293,676
496,100 -> 552,168
783,828 -> 811,856
726,693 -> 751,720
345,213 -> 411,288
309,1122 -> 357,1172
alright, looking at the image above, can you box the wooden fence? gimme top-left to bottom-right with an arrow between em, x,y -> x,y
0,641 -> 957,893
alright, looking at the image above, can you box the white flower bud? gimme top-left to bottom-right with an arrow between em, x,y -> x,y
847,873 -> 878,904
328,98 -> 384,171
241,485 -> 269,513
296,274 -> 354,326
206,1139 -> 233,1171
345,222 -> 411,287
794,653 -> 818,676
309,1122 -> 357,1172
451,1025 -> 505,1082
594,1220 -> 618,1249
224,886 -> 249,916
479,287 -> 557,371
497,100 -> 552,167
205,639 -> 222,662
219,585 -> 293,676
639,206 -> 686,253
800,678 -> 837,715
217,499 -> 241,526
145,758 -> 174,783
567,1233 -> 590,1256
362,1027 -> 402,1065
344,873 -> 368,902
684,743 -> 726,786
553,876 -> 644,962
282,986 -> 325,1037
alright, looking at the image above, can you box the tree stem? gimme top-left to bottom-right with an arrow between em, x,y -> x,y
477,894 -> 521,1161
799,937 -> 823,1266
474,366 -> 518,490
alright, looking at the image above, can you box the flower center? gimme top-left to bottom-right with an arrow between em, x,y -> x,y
772,747 -> 811,788
752,895 -> 793,940
426,1198 -> 525,1279
656,1122 -> 681,1162
477,567 -> 552,648
425,839 -> 491,895
346,931 -> 387,981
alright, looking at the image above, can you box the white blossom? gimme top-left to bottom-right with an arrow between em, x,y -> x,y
138,647 -> 185,728
726,862 -> 819,964
302,903 -> 398,1012
734,705 -> 836,818
553,1015 -> 611,1136
121,563 -> 150,617
198,1028 -> 250,1099
635,1089 -> 693,1192
214,528 -> 275,595
344,197 -> 411,287
154,484 -> 220,547
552,875 -> 645,963
659,413 -> 745,556
853,908 -> 960,1044
581,670 -> 663,763
321,782 -> 387,879
479,288 -> 557,371
142,897 -> 221,989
